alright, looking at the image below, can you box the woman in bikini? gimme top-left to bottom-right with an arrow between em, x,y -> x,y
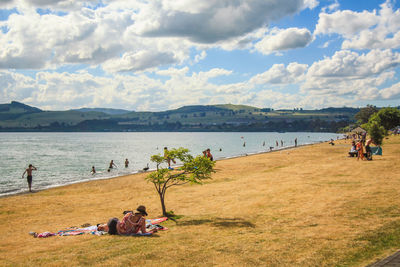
98,205 -> 157,235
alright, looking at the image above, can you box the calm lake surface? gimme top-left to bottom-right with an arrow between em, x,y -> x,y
0,132 -> 343,196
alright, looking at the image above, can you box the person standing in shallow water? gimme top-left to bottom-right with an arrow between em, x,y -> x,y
125,158 -> 129,168
22,164 -> 37,192
206,148 -> 213,161
109,160 -> 117,169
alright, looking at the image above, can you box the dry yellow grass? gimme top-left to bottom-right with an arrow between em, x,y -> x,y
1,135 -> 400,266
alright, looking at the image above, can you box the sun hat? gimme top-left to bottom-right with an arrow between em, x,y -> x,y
136,205 -> 148,216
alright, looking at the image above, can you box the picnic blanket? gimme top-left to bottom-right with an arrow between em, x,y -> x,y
32,217 -> 168,238
370,146 -> 382,155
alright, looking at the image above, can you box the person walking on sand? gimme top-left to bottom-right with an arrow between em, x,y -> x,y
125,158 -> 129,168
22,164 -> 37,192
109,160 -> 117,169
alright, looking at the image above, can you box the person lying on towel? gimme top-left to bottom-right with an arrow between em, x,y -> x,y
97,205 -> 157,235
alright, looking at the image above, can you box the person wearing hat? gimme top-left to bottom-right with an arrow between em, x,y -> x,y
98,205 -> 156,235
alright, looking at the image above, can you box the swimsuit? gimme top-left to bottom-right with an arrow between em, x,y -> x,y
27,175 -> 32,184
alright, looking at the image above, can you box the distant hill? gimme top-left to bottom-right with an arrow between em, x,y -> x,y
0,101 -> 361,132
0,101 -> 42,120
72,108 -> 131,115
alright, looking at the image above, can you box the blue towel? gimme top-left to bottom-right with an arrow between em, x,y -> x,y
370,146 -> 382,155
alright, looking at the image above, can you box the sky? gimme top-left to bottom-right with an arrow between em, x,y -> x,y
0,0 -> 400,111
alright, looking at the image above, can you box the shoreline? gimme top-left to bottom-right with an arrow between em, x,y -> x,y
1,135 -> 399,266
0,139 -> 333,199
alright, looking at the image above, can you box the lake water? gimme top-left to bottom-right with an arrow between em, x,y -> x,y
0,132 -> 343,196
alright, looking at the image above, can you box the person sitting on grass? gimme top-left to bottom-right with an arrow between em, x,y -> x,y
98,205 -> 157,235
348,141 -> 357,157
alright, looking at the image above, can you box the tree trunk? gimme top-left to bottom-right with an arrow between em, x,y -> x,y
159,192 -> 167,217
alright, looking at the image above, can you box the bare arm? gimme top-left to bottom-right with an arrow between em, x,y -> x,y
22,170 -> 27,178
32,166 -> 37,170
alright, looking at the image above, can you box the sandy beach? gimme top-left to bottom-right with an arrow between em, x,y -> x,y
1,135 -> 399,266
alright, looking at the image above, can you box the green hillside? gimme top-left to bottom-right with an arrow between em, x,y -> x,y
0,101 -> 360,132
0,101 -> 42,120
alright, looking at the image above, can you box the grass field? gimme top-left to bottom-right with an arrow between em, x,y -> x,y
1,136 -> 399,266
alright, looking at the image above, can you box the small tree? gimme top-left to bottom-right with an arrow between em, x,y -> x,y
363,120 -> 385,146
146,147 -> 215,217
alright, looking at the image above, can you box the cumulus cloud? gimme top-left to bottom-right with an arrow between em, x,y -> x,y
250,62 -> 308,85
0,6 -> 131,69
133,0 -> 315,43
379,82 -> 400,99
314,9 -> 378,37
254,27 -> 313,55
307,49 -> 400,78
0,0 -> 319,72
194,50 -> 207,63
321,0 -> 339,13
103,50 -> 178,73
302,49 -> 400,102
315,1 -> 400,50
0,0 -> 101,11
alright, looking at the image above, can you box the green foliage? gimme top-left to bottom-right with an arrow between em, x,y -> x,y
363,120 -> 385,146
369,107 -> 400,131
361,107 -> 400,145
146,147 -> 215,216
354,105 -> 378,124
1,101 -> 359,132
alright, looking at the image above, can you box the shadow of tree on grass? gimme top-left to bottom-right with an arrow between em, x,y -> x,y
212,217 -> 255,228
177,219 -> 212,226
176,217 -> 255,228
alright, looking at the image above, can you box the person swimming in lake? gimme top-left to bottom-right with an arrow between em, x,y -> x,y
22,164 -> 37,192
109,160 -> 117,169
97,205 -> 157,235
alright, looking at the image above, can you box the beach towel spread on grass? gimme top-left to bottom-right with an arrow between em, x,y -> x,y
33,217 -> 168,238
371,146 -> 382,155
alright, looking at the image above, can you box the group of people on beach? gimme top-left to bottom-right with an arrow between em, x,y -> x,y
21,137 -> 301,193
91,158 -> 130,175
348,138 -> 373,161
